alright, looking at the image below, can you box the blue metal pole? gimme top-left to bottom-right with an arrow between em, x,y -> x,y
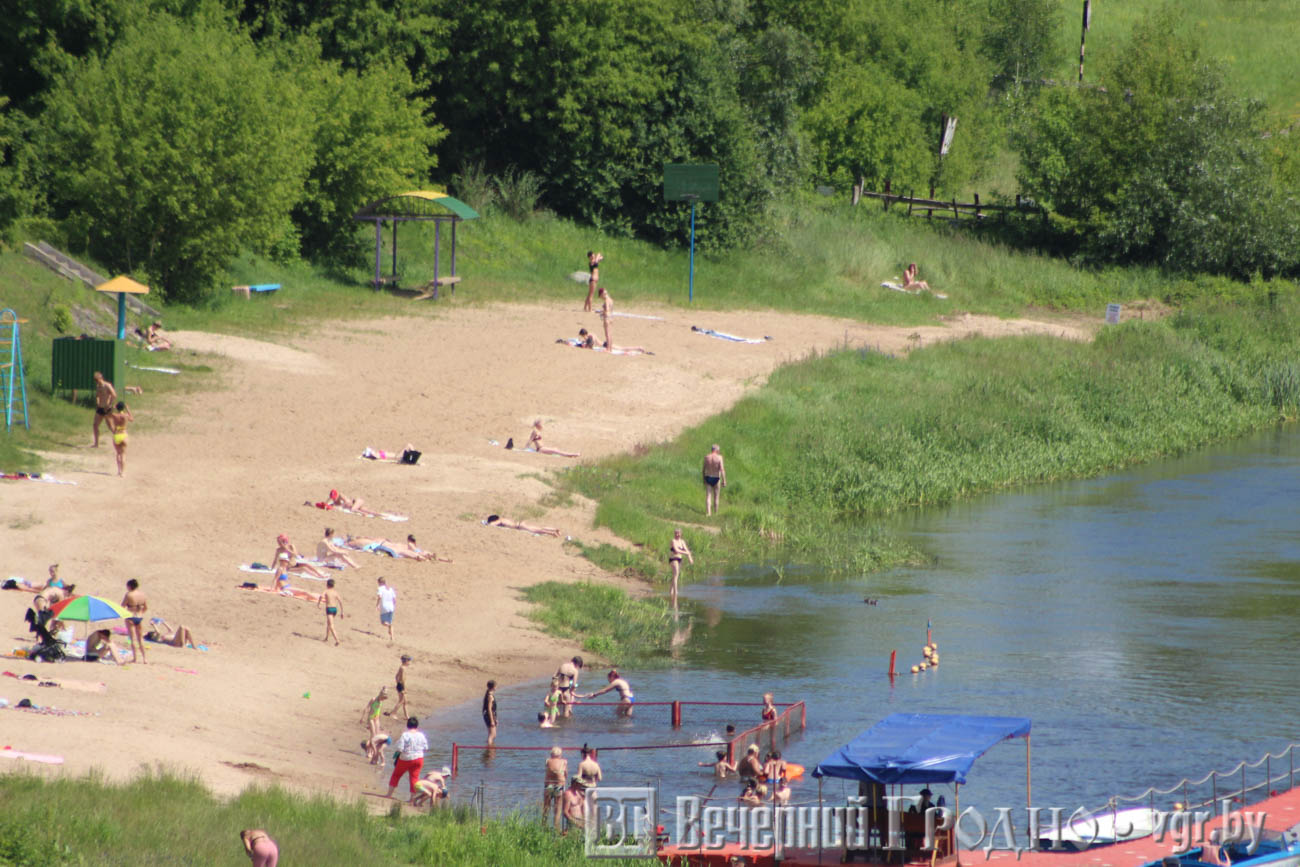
688,201 -> 697,303
116,293 -> 126,340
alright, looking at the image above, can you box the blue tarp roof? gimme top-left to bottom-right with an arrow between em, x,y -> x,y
812,713 -> 1031,785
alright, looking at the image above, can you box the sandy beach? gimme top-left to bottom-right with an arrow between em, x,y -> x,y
0,299 -> 1087,802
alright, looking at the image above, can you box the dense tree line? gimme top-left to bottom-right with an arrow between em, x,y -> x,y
0,0 -> 1295,301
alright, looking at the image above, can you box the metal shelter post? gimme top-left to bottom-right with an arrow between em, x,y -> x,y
451,220 -> 457,278
374,222 -> 382,289
391,221 -> 397,278
688,199 -> 697,303
1026,735 -> 1032,809
434,221 -> 441,288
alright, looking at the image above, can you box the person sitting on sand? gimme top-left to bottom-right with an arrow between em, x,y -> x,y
699,750 -> 738,779
144,618 -> 202,649
318,527 -> 361,569
85,628 -> 124,664
902,263 -> 930,292
526,419 -> 580,458
410,767 -> 452,809
484,515 -> 562,537
272,534 -> 330,581
142,321 -> 172,350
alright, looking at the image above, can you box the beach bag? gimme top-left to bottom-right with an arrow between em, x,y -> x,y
400,449 -> 421,465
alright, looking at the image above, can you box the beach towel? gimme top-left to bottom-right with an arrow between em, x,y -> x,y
556,338 -> 646,356
691,326 -> 772,344
235,584 -> 318,603
126,361 -> 181,375
881,281 -> 949,299
0,472 -> 77,485
239,564 -> 330,582
306,502 -> 409,522
0,747 -> 64,764
611,311 -> 664,321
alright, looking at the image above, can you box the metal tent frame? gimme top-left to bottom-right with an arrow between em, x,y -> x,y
353,191 -> 480,299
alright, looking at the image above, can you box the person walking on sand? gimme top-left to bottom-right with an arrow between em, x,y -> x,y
668,529 -> 694,608
91,371 -> 117,447
122,578 -> 148,664
362,686 -> 388,738
597,286 -> 613,349
107,401 -> 134,476
318,578 -> 343,645
388,654 -> 412,718
483,680 -> 498,745
584,251 -> 603,312
702,444 -> 727,516
543,746 -> 568,828
240,829 -> 279,867
527,419 -> 580,458
376,577 -> 397,641
385,716 -> 429,801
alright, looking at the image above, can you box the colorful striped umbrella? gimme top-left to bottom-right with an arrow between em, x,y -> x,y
50,595 -> 130,623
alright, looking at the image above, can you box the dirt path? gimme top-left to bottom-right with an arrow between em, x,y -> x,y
0,301 -> 1089,800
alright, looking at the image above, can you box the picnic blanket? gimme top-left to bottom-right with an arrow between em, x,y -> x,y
691,326 -> 772,344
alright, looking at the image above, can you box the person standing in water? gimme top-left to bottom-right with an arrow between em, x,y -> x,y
668,528 -> 694,609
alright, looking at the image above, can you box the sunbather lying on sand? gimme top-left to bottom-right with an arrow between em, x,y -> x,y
484,515 -> 562,537
145,619 -> 202,649
272,571 -> 321,602
360,444 -> 419,462
326,489 -> 380,516
557,329 -> 652,355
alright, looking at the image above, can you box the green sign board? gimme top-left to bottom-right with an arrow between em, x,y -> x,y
664,163 -> 719,203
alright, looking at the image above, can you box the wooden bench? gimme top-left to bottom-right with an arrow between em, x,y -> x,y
232,283 -> 281,299
413,274 -> 462,301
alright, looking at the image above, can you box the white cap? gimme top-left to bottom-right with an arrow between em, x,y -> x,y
441,766 -> 451,777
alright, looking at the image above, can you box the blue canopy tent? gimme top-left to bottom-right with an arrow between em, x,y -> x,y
812,713 -> 1033,864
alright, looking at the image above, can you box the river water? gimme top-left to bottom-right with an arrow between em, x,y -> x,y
419,426 -> 1300,829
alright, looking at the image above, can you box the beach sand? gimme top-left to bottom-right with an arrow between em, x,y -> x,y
0,300 -> 1087,801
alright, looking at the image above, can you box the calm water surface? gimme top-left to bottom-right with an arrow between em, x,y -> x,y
420,426 -> 1300,823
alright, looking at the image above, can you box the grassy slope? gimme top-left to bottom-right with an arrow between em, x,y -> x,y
0,770 -> 640,867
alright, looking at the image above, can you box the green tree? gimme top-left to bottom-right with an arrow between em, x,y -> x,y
982,0 -> 1062,88
38,10 -> 312,301
278,39 -> 444,264
1016,9 -> 1299,276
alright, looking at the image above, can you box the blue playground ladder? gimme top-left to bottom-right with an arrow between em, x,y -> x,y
0,309 -> 29,431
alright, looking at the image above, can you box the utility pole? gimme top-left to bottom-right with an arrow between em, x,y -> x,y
1078,0 -> 1092,83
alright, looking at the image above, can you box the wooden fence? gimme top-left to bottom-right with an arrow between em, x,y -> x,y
853,180 -> 1047,223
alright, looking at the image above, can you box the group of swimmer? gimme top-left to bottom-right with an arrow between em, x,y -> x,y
535,657 -> 635,727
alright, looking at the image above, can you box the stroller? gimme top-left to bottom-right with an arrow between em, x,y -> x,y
24,605 -> 67,662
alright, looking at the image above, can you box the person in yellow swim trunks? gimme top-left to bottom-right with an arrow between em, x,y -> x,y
107,401 -> 134,477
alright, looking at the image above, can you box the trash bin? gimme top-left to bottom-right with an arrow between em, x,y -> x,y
51,337 -> 125,393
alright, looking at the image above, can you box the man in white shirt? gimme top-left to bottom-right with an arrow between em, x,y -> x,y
386,716 -> 429,800
376,577 -> 397,641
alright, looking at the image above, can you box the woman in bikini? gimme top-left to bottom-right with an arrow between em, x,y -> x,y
760,692 -> 778,722
239,829 -> 279,867
107,401 -> 134,477
584,251 -> 603,312
527,419 -> 580,458
902,263 -> 930,292
484,515 -> 562,537
272,533 -> 329,581
144,618 -> 202,649
668,529 -> 694,608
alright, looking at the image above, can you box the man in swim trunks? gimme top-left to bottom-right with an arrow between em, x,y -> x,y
317,578 -> 343,645
581,669 -> 635,717
702,444 -> 727,516
376,577 -> 397,641
390,654 -> 412,719
122,578 -> 148,664
562,776 -> 589,835
543,746 -> 568,829
91,371 -> 116,447
107,401 -> 134,476
556,655 -> 583,717
483,680 -> 498,744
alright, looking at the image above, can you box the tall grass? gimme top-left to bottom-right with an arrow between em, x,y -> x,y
0,768 -> 637,866
520,581 -> 678,663
566,292 -> 1300,578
